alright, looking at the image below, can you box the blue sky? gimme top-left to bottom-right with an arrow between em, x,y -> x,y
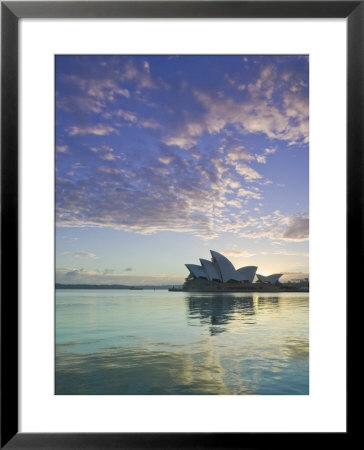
56,55 -> 309,285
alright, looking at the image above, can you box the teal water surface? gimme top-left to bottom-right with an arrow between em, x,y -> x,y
56,290 -> 309,395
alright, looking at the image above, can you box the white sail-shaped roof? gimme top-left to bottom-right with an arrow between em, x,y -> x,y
185,264 -> 208,279
200,259 -> 222,281
210,250 -> 237,282
236,266 -> 258,283
184,250 -> 279,285
257,273 -> 283,284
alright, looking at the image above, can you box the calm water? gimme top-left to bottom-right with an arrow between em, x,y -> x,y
56,290 -> 309,395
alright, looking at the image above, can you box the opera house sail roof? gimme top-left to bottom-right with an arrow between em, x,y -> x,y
236,266 -> 258,283
185,264 -> 208,280
210,250 -> 237,283
199,259 -> 221,282
185,250 -> 282,285
256,273 -> 283,284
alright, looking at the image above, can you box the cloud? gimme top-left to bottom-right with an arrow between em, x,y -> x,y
90,145 -> 111,153
143,60 -> 150,73
67,124 -> 119,136
255,147 -> 277,164
60,251 -> 97,259
264,148 -> 276,155
162,136 -> 197,150
282,212 -> 309,240
74,252 -> 97,259
120,59 -> 156,89
255,154 -> 266,164
56,145 -> 69,153
57,74 -> 130,114
225,145 -> 255,163
89,145 -> 121,161
255,148 -> 276,164
85,78 -> 130,100
222,250 -> 256,258
56,56 -> 308,242
57,94 -> 106,114
71,162 -> 84,170
266,250 -> 309,257
240,211 -> 309,241
57,146 -> 235,239
104,109 -> 161,130
56,152 -> 307,241
163,63 -> 308,147
99,153 -> 118,161
237,188 -> 263,200
156,63 -> 307,199
234,163 -> 262,181
193,85 -> 308,145
116,109 -> 137,122
158,156 -> 174,164
56,267 -> 183,286
139,118 -> 161,129
56,134 -> 267,239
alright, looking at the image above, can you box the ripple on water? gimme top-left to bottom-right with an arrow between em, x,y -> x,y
56,290 -> 309,395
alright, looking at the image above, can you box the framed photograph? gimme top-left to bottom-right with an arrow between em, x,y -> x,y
1,1 -> 354,447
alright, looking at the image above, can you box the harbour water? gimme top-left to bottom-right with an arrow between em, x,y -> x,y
56,290 -> 309,395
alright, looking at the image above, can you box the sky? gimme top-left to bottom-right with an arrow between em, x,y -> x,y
55,55 -> 309,285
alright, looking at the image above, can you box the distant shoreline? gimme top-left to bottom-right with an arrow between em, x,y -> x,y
173,290 -> 308,293
55,283 -> 174,290
55,283 -> 308,293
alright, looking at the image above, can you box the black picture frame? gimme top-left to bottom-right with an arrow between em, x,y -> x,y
1,1 -> 354,448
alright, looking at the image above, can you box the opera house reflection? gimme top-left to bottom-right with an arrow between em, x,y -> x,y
185,294 -> 281,335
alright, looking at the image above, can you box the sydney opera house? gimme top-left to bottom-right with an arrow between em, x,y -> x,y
183,250 -> 283,292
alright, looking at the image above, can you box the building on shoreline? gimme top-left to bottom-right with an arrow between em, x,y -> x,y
182,250 -> 305,292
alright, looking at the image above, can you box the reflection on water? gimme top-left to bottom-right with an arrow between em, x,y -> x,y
284,337 -> 309,361
56,290 -> 308,395
57,343 -> 233,395
187,295 -> 257,335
